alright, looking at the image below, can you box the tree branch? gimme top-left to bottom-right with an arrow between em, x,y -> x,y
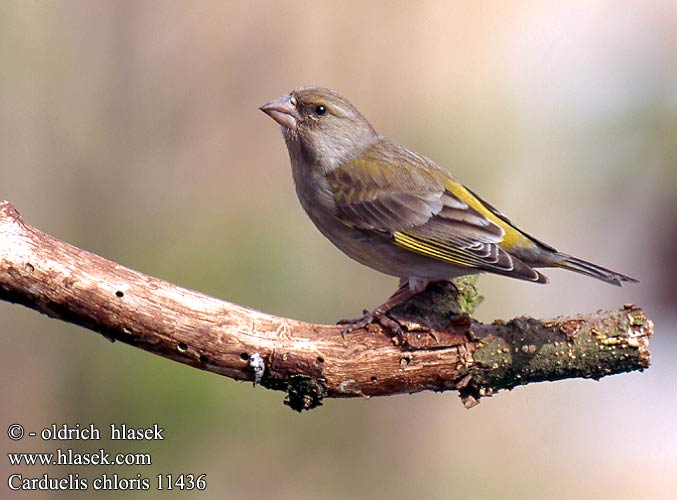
0,201 -> 652,411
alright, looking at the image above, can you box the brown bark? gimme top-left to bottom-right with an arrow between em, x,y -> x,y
0,201 -> 652,411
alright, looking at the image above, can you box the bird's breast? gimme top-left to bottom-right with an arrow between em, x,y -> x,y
291,164 -> 337,225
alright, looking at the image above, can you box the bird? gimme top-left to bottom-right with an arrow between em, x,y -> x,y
259,86 -> 638,331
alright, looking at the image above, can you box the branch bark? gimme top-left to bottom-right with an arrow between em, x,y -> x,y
0,200 -> 652,411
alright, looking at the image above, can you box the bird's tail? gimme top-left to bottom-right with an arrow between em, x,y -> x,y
552,253 -> 639,286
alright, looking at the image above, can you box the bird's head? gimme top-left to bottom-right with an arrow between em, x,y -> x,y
260,87 -> 378,170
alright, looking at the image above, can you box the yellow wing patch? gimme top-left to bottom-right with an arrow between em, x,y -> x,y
442,179 -> 532,249
393,231 -> 482,268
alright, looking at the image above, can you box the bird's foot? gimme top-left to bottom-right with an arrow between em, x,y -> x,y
337,309 -> 404,339
337,309 -> 374,337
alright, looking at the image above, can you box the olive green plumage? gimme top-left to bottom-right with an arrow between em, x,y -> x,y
260,86 -> 637,292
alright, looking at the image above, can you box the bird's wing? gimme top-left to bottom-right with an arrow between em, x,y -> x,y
326,143 -> 546,282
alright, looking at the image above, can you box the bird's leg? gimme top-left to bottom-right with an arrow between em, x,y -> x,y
338,277 -> 429,336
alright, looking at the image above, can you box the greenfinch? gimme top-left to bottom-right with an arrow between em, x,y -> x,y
260,87 -> 637,328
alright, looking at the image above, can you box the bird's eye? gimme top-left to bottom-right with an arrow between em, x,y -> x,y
314,104 -> 327,116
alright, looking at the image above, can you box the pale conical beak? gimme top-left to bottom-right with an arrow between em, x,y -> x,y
259,94 -> 299,130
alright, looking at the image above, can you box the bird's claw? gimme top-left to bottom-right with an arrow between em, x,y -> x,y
337,310 -> 405,339
337,310 -> 375,338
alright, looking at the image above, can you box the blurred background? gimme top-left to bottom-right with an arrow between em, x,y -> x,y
1,1 -> 675,499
